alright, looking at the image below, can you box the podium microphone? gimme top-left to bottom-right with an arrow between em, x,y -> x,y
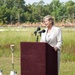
39,29 -> 45,36
34,27 -> 41,36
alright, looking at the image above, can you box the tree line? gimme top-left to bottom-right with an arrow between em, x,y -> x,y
0,0 -> 75,25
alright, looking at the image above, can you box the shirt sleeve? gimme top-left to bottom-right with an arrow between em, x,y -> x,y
56,28 -> 62,50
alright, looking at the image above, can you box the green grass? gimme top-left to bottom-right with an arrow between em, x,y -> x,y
0,27 -> 75,75
60,61 -> 75,75
61,28 -> 75,61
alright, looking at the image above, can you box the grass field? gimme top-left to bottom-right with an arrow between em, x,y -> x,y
0,27 -> 75,75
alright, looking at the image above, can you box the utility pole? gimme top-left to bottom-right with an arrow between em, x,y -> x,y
73,13 -> 75,26
10,15 -> 12,25
18,12 -> 20,24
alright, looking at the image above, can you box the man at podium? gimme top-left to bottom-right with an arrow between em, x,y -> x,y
40,15 -> 62,74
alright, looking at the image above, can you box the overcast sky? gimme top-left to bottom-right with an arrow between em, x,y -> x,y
24,0 -> 75,4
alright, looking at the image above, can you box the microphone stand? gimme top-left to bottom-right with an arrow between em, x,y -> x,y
36,35 -> 39,42
34,29 -> 45,42
34,31 -> 39,42
34,27 -> 41,42
36,32 -> 42,42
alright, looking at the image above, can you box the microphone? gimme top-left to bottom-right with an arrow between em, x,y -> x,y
39,29 -> 45,33
34,27 -> 41,36
39,29 -> 45,36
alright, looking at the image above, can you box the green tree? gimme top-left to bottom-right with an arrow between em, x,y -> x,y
64,0 -> 75,21
0,5 -> 10,24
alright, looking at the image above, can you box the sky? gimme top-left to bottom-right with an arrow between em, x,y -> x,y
24,0 -> 75,4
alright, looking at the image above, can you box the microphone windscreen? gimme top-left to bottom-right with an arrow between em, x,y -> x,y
37,27 -> 41,31
34,27 -> 41,36
42,29 -> 45,33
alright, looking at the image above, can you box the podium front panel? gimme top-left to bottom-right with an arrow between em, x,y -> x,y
20,42 -> 58,75
21,42 -> 46,75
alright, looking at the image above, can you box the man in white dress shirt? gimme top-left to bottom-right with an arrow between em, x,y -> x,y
40,15 -> 62,74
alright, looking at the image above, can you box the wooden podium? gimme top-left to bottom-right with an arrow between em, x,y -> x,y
20,42 -> 58,75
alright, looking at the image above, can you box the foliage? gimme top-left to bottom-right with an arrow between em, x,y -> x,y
0,0 -> 75,25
